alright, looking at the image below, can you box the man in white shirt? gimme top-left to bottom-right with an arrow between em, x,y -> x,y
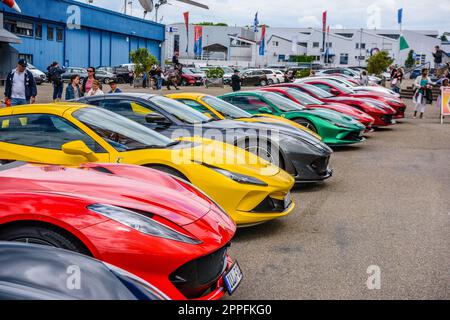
4,59 -> 37,106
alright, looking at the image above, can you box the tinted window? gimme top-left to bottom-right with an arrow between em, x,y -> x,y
226,96 -> 272,112
0,114 -> 106,152
149,96 -> 211,124
178,99 -> 219,120
73,107 -> 173,152
202,96 -> 251,119
261,92 -> 305,112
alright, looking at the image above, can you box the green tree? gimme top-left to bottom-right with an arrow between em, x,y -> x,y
405,50 -> 415,68
440,34 -> 448,42
295,69 -> 310,79
367,51 -> 394,76
289,55 -> 315,63
129,48 -> 158,76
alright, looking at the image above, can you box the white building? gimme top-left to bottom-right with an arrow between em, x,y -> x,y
165,24 -> 442,68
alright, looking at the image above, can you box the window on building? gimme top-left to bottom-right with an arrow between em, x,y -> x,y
278,54 -> 286,62
56,28 -> 64,42
35,24 -> 42,39
340,53 -> 349,65
47,26 -> 54,41
272,41 -> 279,47
361,43 -> 366,49
326,42 -> 332,48
313,42 -> 320,48
4,19 -> 34,37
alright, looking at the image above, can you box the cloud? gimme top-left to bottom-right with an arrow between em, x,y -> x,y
75,0 -> 446,32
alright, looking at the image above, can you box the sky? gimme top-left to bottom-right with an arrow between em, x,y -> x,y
76,0 -> 449,33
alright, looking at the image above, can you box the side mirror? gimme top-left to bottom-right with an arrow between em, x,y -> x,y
330,88 -> 340,96
62,141 -> 98,162
258,107 -> 273,114
145,113 -> 171,127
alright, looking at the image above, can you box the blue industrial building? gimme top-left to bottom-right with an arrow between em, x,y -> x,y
1,0 -> 165,71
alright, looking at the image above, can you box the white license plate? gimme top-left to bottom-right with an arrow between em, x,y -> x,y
224,262 -> 243,295
284,192 -> 292,208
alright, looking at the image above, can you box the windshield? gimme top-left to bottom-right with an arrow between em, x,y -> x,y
326,77 -> 356,88
221,67 -> 234,74
73,107 -> 174,151
324,81 -> 355,94
262,92 -> 305,112
300,84 -> 334,98
202,96 -> 252,119
286,89 -> 324,106
182,68 -> 194,75
150,96 -> 212,124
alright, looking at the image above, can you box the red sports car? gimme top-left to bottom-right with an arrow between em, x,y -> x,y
273,83 -> 397,127
0,161 -> 241,300
262,87 -> 375,131
301,79 -> 407,118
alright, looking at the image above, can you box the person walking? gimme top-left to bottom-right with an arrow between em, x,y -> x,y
108,80 -> 122,93
391,67 -> 404,94
4,59 -> 37,106
49,61 -> 65,102
65,74 -> 83,100
82,67 -> 96,94
432,46 -> 444,75
231,70 -> 242,92
166,68 -> 179,90
413,68 -> 433,119
86,80 -> 104,97
360,71 -> 369,86
155,66 -> 163,91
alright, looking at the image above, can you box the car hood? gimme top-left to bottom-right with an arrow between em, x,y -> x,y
287,108 -> 363,127
201,119 -> 327,152
177,136 -> 282,177
0,163 -> 213,227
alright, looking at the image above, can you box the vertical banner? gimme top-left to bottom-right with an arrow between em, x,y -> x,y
259,25 -> 266,56
397,8 -> 403,24
253,12 -> 259,33
194,25 -> 203,57
183,11 -> 189,53
441,87 -> 450,124
322,11 -> 327,62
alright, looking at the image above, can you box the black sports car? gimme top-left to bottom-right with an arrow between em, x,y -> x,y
0,242 -> 169,300
77,93 -> 333,183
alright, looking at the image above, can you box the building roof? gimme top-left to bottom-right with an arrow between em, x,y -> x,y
0,27 -> 21,44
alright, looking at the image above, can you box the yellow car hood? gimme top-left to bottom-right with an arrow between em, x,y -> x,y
177,137 -> 282,178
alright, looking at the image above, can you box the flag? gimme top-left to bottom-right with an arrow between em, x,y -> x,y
253,12 -> 259,32
399,35 -> 409,50
322,11 -> 327,33
259,25 -> 266,56
2,0 -> 21,12
397,8 -> 403,24
183,12 -> 189,53
194,25 -> 203,57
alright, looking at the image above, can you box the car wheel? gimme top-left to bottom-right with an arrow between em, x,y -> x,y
237,138 -> 284,169
260,80 -> 268,86
293,118 -> 318,133
103,78 -> 110,84
145,165 -> 190,182
267,79 -> 274,85
181,80 -> 188,86
0,223 -> 90,255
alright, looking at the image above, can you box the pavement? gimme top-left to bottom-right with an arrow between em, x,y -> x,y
1,83 -> 449,299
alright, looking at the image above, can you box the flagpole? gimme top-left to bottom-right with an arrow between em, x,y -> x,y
397,9 -> 402,67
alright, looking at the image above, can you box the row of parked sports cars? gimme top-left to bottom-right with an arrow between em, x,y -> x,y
0,74 -> 406,300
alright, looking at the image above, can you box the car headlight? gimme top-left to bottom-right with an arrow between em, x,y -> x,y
88,204 -> 201,244
328,121 -> 351,129
202,164 -> 268,186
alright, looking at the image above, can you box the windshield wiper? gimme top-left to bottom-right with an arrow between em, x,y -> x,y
128,144 -> 166,151
166,141 -> 181,147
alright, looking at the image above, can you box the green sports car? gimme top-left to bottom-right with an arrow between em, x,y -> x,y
219,91 -> 366,146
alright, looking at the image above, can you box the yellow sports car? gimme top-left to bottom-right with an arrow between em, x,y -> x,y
0,104 -> 295,226
166,92 -> 321,139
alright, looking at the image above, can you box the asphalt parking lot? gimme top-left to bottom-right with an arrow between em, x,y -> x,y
1,83 -> 449,299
